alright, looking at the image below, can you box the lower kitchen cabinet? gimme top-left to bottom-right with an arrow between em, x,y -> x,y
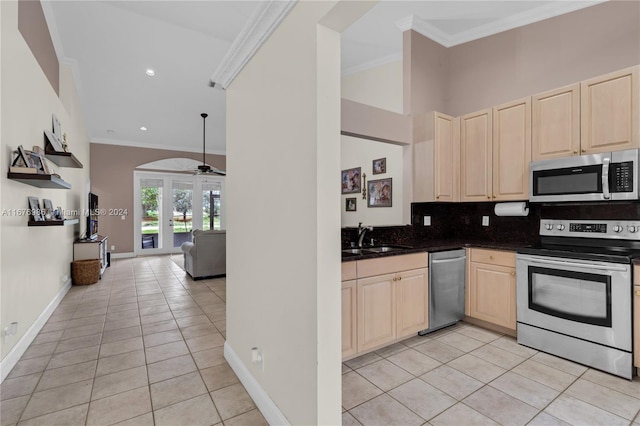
634,265 -> 640,368
467,248 -> 516,331
342,280 -> 358,359
342,252 -> 428,360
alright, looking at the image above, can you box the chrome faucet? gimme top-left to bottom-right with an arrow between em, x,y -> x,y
357,222 -> 373,248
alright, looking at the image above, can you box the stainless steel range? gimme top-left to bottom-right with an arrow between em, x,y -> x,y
516,219 -> 639,379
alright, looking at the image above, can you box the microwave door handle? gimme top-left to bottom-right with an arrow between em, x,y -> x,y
602,157 -> 611,199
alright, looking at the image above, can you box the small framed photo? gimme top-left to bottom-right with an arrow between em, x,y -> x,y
44,129 -> 64,152
30,152 -> 50,175
367,178 -> 392,208
341,167 -> 361,194
52,114 -> 62,141
43,199 -> 54,219
345,197 -> 357,212
372,157 -> 386,175
16,145 -> 31,167
28,196 -> 44,221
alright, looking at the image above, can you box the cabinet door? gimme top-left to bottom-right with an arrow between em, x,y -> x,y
434,113 -> 460,202
493,97 -> 531,201
581,66 -> 639,154
469,262 -> 516,330
395,268 -> 429,338
357,274 -> 396,352
461,108 -> 492,201
342,280 -> 357,359
635,284 -> 640,368
532,83 -> 580,160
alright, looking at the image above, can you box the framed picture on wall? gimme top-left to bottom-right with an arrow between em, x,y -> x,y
367,178 -> 392,207
345,197 -> 357,212
372,157 -> 386,175
341,167 -> 361,194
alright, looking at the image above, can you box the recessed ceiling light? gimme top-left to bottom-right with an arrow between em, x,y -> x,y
106,129 -> 115,134
140,126 -> 148,131
145,69 -> 155,77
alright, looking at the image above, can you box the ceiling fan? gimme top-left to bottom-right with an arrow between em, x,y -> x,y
195,113 -> 226,176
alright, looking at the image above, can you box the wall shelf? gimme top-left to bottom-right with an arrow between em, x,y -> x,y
28,219 -> 79,227
7,172 -> 71,189
45,150 -> 83,168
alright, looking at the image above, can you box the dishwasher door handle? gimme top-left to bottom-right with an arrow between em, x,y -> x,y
431,257 -> 466,265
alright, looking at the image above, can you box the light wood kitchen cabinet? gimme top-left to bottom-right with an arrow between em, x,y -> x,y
492,97 -> 531,201
413,112 -> 460,202
467,248 -> 516,331
357,273 -> 397,352
634,265 -> 640,368
461,108 -> 492,201
581,66 -> 639,154
342,262 -> 357,358
532,83 -> 581,161
345,253 -> 428,358
395,268 -> 429,338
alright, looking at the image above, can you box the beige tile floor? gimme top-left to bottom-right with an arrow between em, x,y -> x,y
0,255 -> 268,426
343,323 -> 640,426
4,255 -> 640,426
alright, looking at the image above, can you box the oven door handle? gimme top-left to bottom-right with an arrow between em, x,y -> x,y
522,257 -> 628,272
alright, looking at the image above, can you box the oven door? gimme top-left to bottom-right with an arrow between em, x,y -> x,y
516,254 -> 631,351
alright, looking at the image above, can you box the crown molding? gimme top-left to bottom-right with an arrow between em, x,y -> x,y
91,138 -> 226,156
342,52 -> 403,77
396,1 -> 605,48
210,0 -> 297,89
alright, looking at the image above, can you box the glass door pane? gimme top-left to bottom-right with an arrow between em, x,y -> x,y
140,178 -> 163,250
202,181 -> 222,231
171,180 -> 193,249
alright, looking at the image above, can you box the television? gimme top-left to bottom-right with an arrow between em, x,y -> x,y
87,192 -> 99,240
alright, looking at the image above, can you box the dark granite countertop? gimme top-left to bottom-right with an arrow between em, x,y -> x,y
341,239 -> 528,262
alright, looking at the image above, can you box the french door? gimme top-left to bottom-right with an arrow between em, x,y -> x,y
134,171 -> 225,255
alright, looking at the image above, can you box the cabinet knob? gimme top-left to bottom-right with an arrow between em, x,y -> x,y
436,196 -> 440,200
398,276 -> 402,281
487,196 -> 491,199
573,150 -> 578,154
511,271 -> 516,276
489,255 -> 493,260
636,289 -> 640,296
582,149 -> 586,153
492,195 -> 496,199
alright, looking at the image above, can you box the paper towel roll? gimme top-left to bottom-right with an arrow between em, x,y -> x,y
494,202 -> 529,217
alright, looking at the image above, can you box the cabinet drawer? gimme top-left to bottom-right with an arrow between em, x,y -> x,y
342,261 -> 357,281
470,248 -> 515,268
357,253 -> 428,278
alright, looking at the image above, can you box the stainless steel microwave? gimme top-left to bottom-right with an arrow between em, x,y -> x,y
529,149 -> 639,202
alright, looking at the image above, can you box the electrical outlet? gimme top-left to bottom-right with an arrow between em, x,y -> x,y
111,245 -> 115,251
482,216 -> 490,226
3,322 -> 18,342
251,347 -> 264,371
423,216 -> 431,226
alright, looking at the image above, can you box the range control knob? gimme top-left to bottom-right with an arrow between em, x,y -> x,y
613,225 -> 623,233
545,223 -> 554,231
627,225 -> 638,233
556,224 -> 565,231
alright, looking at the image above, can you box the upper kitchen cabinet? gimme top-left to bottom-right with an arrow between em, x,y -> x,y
492,97 -> 531,201
461,108 -> 492,201
581,66 -> 639,154
413,112 -> 460,202
532,83 -> 580,161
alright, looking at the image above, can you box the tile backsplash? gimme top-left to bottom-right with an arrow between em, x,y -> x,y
341,201 -> 640,248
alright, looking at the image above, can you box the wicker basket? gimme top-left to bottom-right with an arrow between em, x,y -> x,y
71,259 -> 100,285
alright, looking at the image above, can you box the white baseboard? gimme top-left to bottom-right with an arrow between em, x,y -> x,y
0,279 -> 72,383
224,342 -> 289,425
110,252 -> 135,259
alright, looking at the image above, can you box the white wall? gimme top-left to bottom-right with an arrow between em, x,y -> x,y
341,135 -> 404,227
342,60 -> 403,114
225,2 -> 345,424
1,1 -> 89,365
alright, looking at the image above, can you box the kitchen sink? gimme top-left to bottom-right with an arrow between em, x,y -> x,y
367,245 -> 413,253
342,248 -> 369,256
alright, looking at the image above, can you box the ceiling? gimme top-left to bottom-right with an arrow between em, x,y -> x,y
44,1 -> 603,155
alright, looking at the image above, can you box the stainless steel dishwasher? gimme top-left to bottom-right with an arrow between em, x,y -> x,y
419,249 -> 466,335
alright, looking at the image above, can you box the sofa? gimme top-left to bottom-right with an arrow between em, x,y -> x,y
180,229 -> 226,279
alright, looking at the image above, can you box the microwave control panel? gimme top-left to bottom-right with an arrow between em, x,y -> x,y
611,162 -> 634,193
